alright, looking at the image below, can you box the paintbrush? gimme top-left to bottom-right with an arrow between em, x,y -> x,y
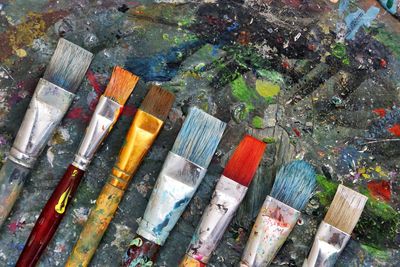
121,107 -> 226,267
65,85 -> 175,267
0,39 -> 93,228
240,160 -> 317,267
180,135 -> 266,267
303,184 -> 367,267
16,66 -> 139,267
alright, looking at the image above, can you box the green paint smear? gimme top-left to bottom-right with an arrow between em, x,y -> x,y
231,76 -> 256,111
252,116 -> 264,129
331,43 -> 350,66
361,244 -> 390,260
373,28 -> 400,60
262,137 -> 276,143
256,69 -> 284,85
316,175 -> 400,248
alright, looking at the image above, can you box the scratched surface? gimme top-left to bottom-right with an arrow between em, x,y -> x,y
0,0 -> 399,266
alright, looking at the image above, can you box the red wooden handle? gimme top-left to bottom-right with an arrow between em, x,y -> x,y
122,235 -> 160,267
16,164 -> 84,267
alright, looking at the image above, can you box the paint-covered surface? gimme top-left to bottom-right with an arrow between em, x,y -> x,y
0,0 -> 399,266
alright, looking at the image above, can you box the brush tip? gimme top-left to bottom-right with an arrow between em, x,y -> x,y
270,160 -> 317,211
103,66 -> 139,105
140,85 -> 175,121
172,107 -> 226,168
222,135 -> 266,186
324,184 -> 368,234
43,38 -> 93,93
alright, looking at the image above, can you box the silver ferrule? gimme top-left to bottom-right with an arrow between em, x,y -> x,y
9,78 -> 75,168
303,221 -> 350,267
241,196 -> 300,267
187,175 -> 248,263
137,151 -> 207,245
72,95 -> 121,170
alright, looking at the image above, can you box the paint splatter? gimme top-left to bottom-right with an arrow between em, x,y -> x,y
373,108 -> 386,118
367,180 -> 391,202
388,124 -> 400,136
255,79 -> 280,98
345,6 -> 380,40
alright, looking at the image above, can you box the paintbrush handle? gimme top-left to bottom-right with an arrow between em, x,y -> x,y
65,181 -> 124,267
0,159 -> 30,227
122,234 -> 160,267
16,164 -> 84,267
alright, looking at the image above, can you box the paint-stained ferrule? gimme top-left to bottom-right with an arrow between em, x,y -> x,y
108,109 -> 164,190
303,221 -> 350,267
72,95 -> 121,170
241,196 -> 300,267
137,152 -> 207,245
9,79 -> 75,168
186,175 -> 248,264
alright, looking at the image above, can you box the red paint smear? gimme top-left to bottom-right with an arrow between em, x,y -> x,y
86,70 -> 104,95
122,105 -> 137,117
66,107 -> 91,122
8,220 -> 25,234
86,71 -> 105,111
388,124 -> 400,137
292,127 -> 301,137
367,180 -> 391,202
372,108 -> 386,118
380,58 -> 387,68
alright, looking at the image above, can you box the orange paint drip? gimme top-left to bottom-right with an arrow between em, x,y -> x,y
367,180 -> 391,202
388,124 -> 400,137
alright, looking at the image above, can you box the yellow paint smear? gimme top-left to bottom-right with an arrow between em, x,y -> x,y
256,79 -> 280,98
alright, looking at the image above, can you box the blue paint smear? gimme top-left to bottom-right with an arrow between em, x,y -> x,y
345,6 -> 380,40
339,0 -> 350,16
124,40 -> 204,82
227,21 -> 240,32
152,197 -> 190,235
337,146 -> 364,174
379,0 -> 398,14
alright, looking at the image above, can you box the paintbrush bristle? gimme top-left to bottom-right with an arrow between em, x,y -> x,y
270,160 -> 316,211
103,66 -> 139,105
43,38 -> 93,93
171,107 -> 226,168
140,85 -> 175,121
222,135 -> 266,187
324,184 -> 367,234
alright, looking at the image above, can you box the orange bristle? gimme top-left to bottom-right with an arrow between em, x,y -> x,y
222,135 -> 266,187
103,66 -> 139,105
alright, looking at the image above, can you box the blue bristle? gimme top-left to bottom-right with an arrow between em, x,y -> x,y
171,107 -> 226,168
270,160 -> 316,211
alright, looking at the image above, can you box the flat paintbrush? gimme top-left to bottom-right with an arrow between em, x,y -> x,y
0,39 -> 93,228
65,85 -> 175,267
16,66 -> 139,267
303,184 -> 367,267
241,160 -> 317,267
121,107 -> 226,267
180,135 -> 266,266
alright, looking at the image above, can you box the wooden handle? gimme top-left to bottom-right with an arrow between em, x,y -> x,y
16,164 -> 84,267
66,182 -> 124,267
122,235 -> 160,267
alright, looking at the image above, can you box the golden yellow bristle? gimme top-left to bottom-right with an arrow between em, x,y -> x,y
324,184 -> 368,234
103,66 -> 139,105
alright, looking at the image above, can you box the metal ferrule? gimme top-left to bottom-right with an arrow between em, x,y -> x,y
137,152 -> 207,246
72,95 -> 121,170
187,175 -> 248,263
9,78 -> 75,168
108,109 -> 164,191
303,221 -> 350,267
241,196 -> 300,267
